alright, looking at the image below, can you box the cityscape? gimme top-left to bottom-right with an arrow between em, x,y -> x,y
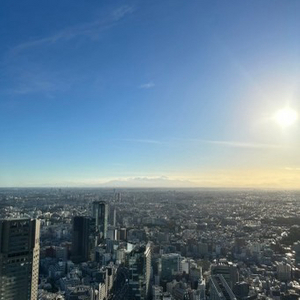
1,0 -> 300,300
0,188 -> 300,299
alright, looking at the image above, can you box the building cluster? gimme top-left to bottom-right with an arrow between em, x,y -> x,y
0,188 -> 300,300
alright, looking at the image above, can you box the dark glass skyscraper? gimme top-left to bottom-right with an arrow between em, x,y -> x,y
0,218 -> 40,300
72,216 -> 91,263
92,201 -> 108,241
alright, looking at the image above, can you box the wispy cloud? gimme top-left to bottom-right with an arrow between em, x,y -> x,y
3,5 -> 135,95
117,138 -> 281,149
6,66 -> 73,95
111,5 -> 135,21
284,167 -> 300,171
10,5 -> 135,55
139,82 -> 155,89
186,139 -> 284,149
119,138 -> 163,144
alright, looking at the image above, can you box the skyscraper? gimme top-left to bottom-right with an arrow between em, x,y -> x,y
210,261 -> 239,289
108,207 -> 116,227
72,216 -> 91,263
293,241 -> 300,265
161,253 -> 181,280
210,274 -> 237,300
0,218 -> 40,300
92,201 -> 108,241
144,243 -> 151,298
126,243 -> 152,300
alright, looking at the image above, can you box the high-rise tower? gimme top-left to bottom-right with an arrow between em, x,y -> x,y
210,274 -> 237,300
0,218 -> 40,300
126,243 -> 152,300
161,253 -> 181,280
210,261 -> 239,289
72,216 -> 91,263
92,201 -> 108,241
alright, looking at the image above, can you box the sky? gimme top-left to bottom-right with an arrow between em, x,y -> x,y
1,0 -> 300,188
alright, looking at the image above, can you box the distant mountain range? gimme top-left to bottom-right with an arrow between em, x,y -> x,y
100,176 -> 196,188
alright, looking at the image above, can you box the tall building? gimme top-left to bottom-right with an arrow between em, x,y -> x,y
161,253 -> 181,280
211,261 -> 239,289
0,218 -> 40,300
293,242 -> 300,265
144,243 -> 151,298
210,274 -> 237,300
152,286 -> 163,300
92,201 -> 108,241
126,243 -> 152,300
190,265 -> 202,289
116,228 -> 127,241
72,216 -> 91,263
233,282 -> 249,299
108,207 -> 116,227
115,192 -> 122,202
276,262 -> 292,281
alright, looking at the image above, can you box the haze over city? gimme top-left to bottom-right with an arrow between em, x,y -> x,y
1,0 -> 300,188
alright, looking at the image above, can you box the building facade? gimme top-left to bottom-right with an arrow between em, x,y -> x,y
92,201 -> 108,240
211,261 -> 239,289
210,274 -> 237,300
72,216 -> 91,263
126,243 -> 152,300
161,253 -> 181,280
0,218 -> 40,300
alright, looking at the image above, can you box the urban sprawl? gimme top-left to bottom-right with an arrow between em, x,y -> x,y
0,188 -> 299,300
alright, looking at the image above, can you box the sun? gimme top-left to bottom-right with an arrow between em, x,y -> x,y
274,107 -> 298,127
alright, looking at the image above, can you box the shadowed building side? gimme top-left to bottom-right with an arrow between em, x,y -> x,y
71,216 -> 91,263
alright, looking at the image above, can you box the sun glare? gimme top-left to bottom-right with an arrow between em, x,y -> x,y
274,107 -> 298,127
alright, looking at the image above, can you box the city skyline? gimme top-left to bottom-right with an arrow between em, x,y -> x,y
1,0 -> 300,188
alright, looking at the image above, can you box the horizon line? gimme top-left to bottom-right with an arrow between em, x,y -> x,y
0,186 -> 299,191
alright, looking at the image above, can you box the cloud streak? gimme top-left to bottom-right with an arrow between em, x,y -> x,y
285,167 -> 300,171
139,82 -> 155,89
119,138 -> 163,144
4,5 -> 135,95
117,138 -> 282,149
10,5 -> 135,55
111,5 -> 135,21
202,140 -> 283,149
5,65 -> 75,95
181,139 -> 284,149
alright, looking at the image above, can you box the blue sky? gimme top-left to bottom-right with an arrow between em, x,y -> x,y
1,0 -> 300,188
